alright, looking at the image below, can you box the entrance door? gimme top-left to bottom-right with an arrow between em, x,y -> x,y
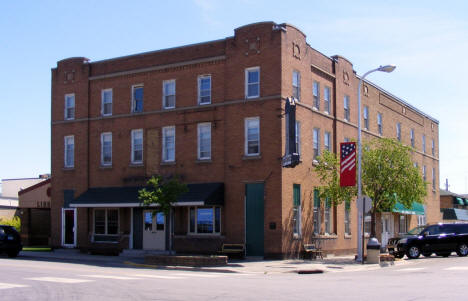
142,210 -> 166,250
62,208 -> 76,247
245,183 -> 264,257
381,213 -> 394,250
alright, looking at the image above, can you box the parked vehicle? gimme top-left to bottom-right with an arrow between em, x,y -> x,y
387,225 -> 426,258
395,223 -> 468,259
0,225 -> 22,258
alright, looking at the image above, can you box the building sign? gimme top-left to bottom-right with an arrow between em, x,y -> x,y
282,97 -> 300,168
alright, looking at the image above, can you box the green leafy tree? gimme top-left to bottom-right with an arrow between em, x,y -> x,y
362,138 -> 427,236
315,150 -> 357,207
0,216 -> 21,231
138,175 -> 188,254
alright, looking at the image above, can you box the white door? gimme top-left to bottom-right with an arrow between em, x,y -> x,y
381,213 -> 394,250
142,210 -> 166,250
62,208 -> 77,247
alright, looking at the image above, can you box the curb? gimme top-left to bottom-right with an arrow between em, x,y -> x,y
123,261 -> 240,273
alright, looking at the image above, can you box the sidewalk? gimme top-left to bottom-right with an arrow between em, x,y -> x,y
18,249 -> 412,274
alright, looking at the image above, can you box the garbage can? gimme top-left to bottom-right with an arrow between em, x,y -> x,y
366,237 -> 381,264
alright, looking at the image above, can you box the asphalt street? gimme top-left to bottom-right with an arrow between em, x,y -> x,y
1,254 -> 467,300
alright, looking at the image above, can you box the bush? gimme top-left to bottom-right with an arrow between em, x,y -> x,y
0,216 -> 21,231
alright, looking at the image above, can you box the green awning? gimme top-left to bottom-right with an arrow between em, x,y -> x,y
456,197 -> 464,206
393,201 -> 425,215
464,199 -> 468,206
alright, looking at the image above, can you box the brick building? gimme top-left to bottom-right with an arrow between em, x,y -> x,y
50,22 -> 439,258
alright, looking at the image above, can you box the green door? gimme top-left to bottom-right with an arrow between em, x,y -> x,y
245,183 -> 264,256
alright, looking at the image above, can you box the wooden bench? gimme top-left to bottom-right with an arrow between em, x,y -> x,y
218,243 -> 245,259
304,244 -> 323,260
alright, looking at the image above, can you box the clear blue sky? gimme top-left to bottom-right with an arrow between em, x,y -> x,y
1,1 -> 467,193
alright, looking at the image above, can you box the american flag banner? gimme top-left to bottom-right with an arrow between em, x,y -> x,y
340,142 -> 356,187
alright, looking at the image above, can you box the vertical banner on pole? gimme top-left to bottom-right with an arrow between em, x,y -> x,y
340,142 -> 357,187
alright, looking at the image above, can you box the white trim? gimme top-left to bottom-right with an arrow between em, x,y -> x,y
197,122 -> 211,160
64,93 -> 75,120
131,129 -> 143,164
101,88 -> 113,116
162,126 -> 176,162
131,84 -> 144,113
61,208 -> 77,248
69,201 -> 204,208
245,67 -> 260,99
162,79 -> 176,109
100,132 -> 112,166
64,135 -> 74,168
198,75 -> 211,105
244,117 -> 260,156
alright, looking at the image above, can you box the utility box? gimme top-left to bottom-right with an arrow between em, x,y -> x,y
366,237 -> 381,264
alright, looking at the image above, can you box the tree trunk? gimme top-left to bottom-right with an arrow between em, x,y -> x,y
370,209 -> 376,237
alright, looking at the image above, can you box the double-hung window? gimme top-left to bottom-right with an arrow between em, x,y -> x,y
197,123 -> 211,160
162,126 -> 176,162
313,189 -> 321,234
432,167 -> 436,190
101,89 -> 112,116
363,106 -> 369,130
65,94 -> 75,120
423,165 -> 427,181
410,129 -> 415,148
396,122 -> 401,141
313,81 -> 320,109
325,198 -> 333,235
64,135 -> 74,168
245,67 -> 260,98
431,139 -> 435,156
344,200 -> 351,235
324,131 -> 331,152
198,75 -> 211,105
163,80 -> 176,109
101,132 -> 112,166
131,129 -> 143,164
324,86 -> 331,113
422,134 -> 426,153
245,117 -> 260,156
293,184 -> 301,237
132,85 -> 143,113
189,207 -> 221,234
94,208 -> 119,236
344,95 -> 350,121
377,113 -> 383,135
295,121 -> 301,154
313,128 -> 320,159
292,70 -> 300,101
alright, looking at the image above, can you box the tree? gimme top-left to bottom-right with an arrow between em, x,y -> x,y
315,150 -> 357,207
362,138 -> 427,237
138,175 -> 188,254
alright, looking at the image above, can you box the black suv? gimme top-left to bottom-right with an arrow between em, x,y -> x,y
387,225 -> 426,258
0,225 -> 22,258
395,223 -> 468,259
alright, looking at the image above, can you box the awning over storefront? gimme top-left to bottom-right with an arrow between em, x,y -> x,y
69,183 -> 224,208
442,208 -> 468,221
455,197 -> 465,206
392,201 -> 425,215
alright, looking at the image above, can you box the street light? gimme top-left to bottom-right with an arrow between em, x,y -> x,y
357,65 -> 396,263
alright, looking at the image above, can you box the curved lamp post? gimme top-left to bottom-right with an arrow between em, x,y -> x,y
357,65 -> 396,263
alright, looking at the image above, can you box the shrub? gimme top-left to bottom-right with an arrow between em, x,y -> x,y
0,216 -> 21,231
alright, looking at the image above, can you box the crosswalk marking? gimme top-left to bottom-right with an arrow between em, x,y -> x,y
129,274 -> 185,279
80,274 -> 141,280
26,277 -> 93,284
0,282 -> 29,290
395,268 -> 425,272
445,266 -> 468,271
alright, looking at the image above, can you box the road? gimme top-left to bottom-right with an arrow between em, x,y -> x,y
1,254 -> 467,300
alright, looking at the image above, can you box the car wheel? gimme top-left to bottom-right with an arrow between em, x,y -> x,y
457,244 -> 468,257
422,252 -> 432,257
7,250 -> 19,258
406,246 -> 421,259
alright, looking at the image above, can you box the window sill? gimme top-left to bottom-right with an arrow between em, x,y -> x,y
344,234 -> 352,239
243,155 -> 261,160
196,159 -> 212,164
245,96 -> 260,100
163,106 -> 176,110
316,234 -> 338,239
63,167 -> 75,171
160,161 -> 176,166
131,111 -> 144,114
100,165 -> 113,169
129,163 -> 144,168
293,233 -> 302,240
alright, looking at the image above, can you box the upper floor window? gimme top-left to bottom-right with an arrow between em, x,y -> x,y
101,89 -> 112,116
245,67 -> 260,99
295,121 -> 301,154
423,165 -> 427,181
431,139 -> 435,156
396,122 -> 401,141
363,106 -> 369,130
132,85 -> 143,113
162,126 -> 176,162
64,135 -> 74,168
163,80 -> 176,109
344,95 -> 350,121
313,128 -> 320,159
64,94 -> 75,120
313,81 -> 320,109
101,132 -> 112,166
292,70 -> 301,101
324,86 -> 331,114
245,117 -> 260,156
410,129 -> 415,148
131,129 -> 143,164
422,134 -> 426,154
377,113 -> 383,135
198,75 -> 211,105
432,167 -> 436,190
324,131 -> 331,152
197,123 -> 211,160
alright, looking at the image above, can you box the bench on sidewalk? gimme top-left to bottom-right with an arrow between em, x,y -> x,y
304,243 -> 323,260
218,243 -> 245,259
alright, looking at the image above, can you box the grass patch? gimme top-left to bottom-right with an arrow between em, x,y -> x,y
23,247 -> 52,252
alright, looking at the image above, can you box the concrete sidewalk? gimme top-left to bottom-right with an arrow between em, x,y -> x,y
17,249 -> 412,274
